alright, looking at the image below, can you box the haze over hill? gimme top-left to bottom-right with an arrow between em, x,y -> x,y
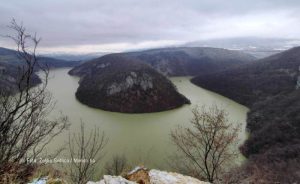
124,47 -> 255,76
41,52 -> 108,61
32,37 -> 300,61
185,37 -> 300,58
71,47 -> 255,77
0,47 -> 81,67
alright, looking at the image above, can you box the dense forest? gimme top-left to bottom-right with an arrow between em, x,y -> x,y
191,47 -> 300,182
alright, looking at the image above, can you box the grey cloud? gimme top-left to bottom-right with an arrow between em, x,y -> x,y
0,0 -> 300,52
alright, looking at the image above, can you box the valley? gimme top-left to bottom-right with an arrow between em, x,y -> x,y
1,1 -> 300,183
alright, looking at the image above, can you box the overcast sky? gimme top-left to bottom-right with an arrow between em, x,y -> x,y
0,0 -> 300,53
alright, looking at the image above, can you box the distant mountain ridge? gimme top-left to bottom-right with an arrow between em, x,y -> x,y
0,47 -> 81,68
124,47 -> 255,76
41,52 -> 108,62
185,37 -> 300,58
70,47 -> 255,77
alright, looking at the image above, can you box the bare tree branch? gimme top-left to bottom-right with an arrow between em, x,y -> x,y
68,121 -> 108,184
0,19 -> 69,183
104,154 -> 129,176
170,105 -> 241,183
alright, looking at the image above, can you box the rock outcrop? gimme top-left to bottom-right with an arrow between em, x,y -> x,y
296,65 -> 300,89
30,168 -> 209,184
69,54 -> 190,113
88,175 -> 136,184
88,167 -> 209,184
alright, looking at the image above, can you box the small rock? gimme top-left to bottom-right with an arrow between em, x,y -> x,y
126,167 -> 150,184
88,175 -> 136,184
149,170 -> 209,184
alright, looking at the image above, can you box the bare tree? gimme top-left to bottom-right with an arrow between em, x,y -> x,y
0,19 -> 69,181
170,105 -> 241,183
104,154 -> 128,176
68,121 -> 108,184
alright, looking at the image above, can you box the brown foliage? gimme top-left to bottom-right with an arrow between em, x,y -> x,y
104,154 -> 129,176
125,167 -> 150,184
221,156 -> 300,184
0,163 -> 35,184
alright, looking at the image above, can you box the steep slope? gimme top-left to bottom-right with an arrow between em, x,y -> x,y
69,54 -> 190,113
191,47 -> 300,106
191,47 -> 300,164
0,62 -> 40,94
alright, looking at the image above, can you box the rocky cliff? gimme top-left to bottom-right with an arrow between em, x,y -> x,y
69,54 -> 190,113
